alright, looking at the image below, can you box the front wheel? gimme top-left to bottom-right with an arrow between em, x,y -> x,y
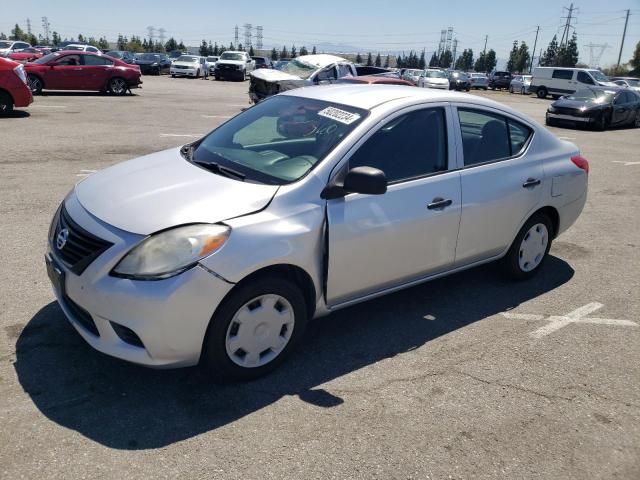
509,86 -> 514,93
594,112 -> 609,131
521,87 -> 526,95
502,213 -> 553,280
536,87 -> 547,99
201,276 -> 309,382
0,91 -> 14,115
108,77 -> 128,95
27,74 -> 43,95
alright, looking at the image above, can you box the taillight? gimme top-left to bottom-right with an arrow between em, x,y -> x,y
571,155 -> 589,174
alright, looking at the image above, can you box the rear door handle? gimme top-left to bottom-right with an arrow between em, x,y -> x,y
427,197 -> 453,210
522,178 -> 541,188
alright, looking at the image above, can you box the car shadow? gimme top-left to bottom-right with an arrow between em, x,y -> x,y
0,110 -> 31,118
38,91 -> 138,97
14,257 -> 573,450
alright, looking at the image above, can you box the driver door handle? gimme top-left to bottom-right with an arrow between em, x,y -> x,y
427,197 -> 453,210
522,178 -> 541,188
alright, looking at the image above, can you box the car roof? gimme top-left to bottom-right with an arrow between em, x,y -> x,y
296,54 -> 348,68
282,84 -> 520,111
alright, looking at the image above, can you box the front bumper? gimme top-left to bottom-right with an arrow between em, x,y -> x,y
423,83 -> 449,90
11,82 -> 33,107
170,68 -> 198,76
547,112 -> 594,123
45,194 -> 234,368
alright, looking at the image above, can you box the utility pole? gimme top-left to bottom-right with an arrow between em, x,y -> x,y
617,9 -> 630,66
452,38 -> 458,67
482,35 -> 488,56
158,28 -> 166,46
234,25 -> 239,46
147,26 -> 155,43
530,26 -> 540,73
560,3 -> 576,49
26,18 -> 32,36
41,17 -> 50,44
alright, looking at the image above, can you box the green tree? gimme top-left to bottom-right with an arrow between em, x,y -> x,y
418,50 -> 426,69
209,41 -> 214,55
229,42 -> 235,51
311,46 -> 316,54
485,49 -> 497,71
383,55 -> 389,68
631,41 -> 640,70
52,31 -> 60,46
213,42 -> 220,55
78,34 -> 85,43
0,32 -> 6,40
98,37 -> 109,50
474,51 -> 485,72
249,45 -> 255,56
366,52 -> 373,66
299,46 -> 308,56
165,37 -> 178,52
355,53 -> 363,64
11,24 -> 26,41
375,53 -> 382,67
429,52 -> 439,67
439,49 -> 452,68
557,33 -> 579,67
506,41 -> 518,72
280,45 -> 288,58
177,41 -> 186,50
117,34 -> 127,51
290,45 -> 297,58
540,35 -> 558,67
516,41 -> 530,72
271,47 -> 278,60
199,39 -> 209,56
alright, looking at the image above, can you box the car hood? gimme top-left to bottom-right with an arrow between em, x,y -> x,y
136,60 -> 160,65
217,60 -> 245,66
552,98 -> 605,110
250,68 -> 305,82
172,61 -> 198,67
424,78 -> 449,84
75,148 -> 279,235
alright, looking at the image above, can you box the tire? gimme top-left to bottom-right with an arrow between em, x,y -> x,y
536,87 -> 547,99
108,77 -> 128,95
27,74 -> 43,95
171,74 -> 175,78
521,87 -> 526,95
502,213 -> 553,280
634,113 -> 640,128
201,276 -> 309,382
215,74 -> 220,81
0,91 -> 14,115
545,114 -> 555,127
483,87 -> 488,90
509,86 -> 514,93
594,112 -> 609,131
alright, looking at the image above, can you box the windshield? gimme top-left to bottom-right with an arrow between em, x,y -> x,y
625,78 -> 640,87
566,89 -> 615,103
424,70 -> 446,78
522,75 -> 532,81
220,52 -> 244,61
0,41 -> 12,48
190,96 -> 368,185
141,54 -> 160,60
33,52 -> 59,64
207,57 -> 218,62
281,59 -> 317,79
106,51 -> 123,58
588,70 -> 609,82
177,55 -> 197,62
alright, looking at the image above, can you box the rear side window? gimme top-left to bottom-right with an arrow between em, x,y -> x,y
458,108 -> 532,166
349,108 -> 448,183
552,69 -> 573,80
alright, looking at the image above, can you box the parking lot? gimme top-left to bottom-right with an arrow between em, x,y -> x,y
1,76 -> 639,479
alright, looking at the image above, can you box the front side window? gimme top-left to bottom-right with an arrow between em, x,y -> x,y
552,69 -> 573,80
191,96 -> 368,185
55,55 -> 81,65
349,108 -> 448,183
577,71 -> 594,85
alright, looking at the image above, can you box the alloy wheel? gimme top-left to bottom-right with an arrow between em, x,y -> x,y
225,294 -> 295,368
28,76 -> 42,94
109,78 -> 127,95
518,223 -> 549,272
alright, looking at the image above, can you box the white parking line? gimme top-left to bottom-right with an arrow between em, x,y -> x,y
557,136 -> 576,140
159,133 -> 203,138
76,169 -> 97,177
30,105 -> 68,108
501,302 -> 637,338
202,115 -> 232,119
613,161 -> 640,166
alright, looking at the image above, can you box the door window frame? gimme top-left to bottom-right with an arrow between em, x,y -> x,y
326,102 -> 459,191
450,103 -> 535,170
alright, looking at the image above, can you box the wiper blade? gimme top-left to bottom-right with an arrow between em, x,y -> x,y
193,160 -> 246,181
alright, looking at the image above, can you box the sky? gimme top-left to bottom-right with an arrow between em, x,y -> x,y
4,0 -> 640,68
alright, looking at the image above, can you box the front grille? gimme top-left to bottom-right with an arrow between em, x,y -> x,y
217,64 -> 237,71
52,205 -> 113,275
555,107 -> 582,116
64,294 -> 99,337
174,65 -> 188,69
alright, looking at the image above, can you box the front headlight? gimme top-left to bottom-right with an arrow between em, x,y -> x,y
548,106 -> 557,113
152,62 -> 158,66
112,224 -> 230,279
14,64 -> 27,84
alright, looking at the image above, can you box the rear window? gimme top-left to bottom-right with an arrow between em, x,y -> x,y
552,70 -> 573,80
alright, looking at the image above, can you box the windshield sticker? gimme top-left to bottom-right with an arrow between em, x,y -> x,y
318,107 -> 361,125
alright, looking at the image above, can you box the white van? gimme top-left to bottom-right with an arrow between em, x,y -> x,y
529,67 -> 618,99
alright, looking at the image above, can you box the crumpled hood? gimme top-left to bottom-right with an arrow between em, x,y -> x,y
75,148 -> 279,235
250,68 -> 306,82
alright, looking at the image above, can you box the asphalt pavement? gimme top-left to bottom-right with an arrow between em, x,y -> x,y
1,76 -> 638,479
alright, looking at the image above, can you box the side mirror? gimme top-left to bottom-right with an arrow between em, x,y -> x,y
321,166 -> 387,199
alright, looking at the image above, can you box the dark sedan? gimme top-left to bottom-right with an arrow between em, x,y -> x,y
448,71 -> 470,91
546,87 -> 640,131
105,50 -> 136,64
135,53 -> 171,75
251,56 -> 273,69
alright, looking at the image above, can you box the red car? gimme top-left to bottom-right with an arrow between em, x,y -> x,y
335,75 -> 415,86
7,47 -> 44,63
0,57 -> 33,114
24,51 -> 142,95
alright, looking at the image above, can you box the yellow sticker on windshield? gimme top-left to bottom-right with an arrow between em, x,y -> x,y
318,107 -> 361,125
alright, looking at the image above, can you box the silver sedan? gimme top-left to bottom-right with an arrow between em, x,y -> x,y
46,85 -> 588,381
510,75 -> 532,94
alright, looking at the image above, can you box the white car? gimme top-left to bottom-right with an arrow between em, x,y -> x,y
418,69 -> 450,90
0,40 -> 32,57
468,73 -> 489,90
249,54 -> 357,102
402,69 -> 423,85
62,44 -> 101,54
206,56 -> 219,76
45,85 -> 588,381
170,55 -> 207,78
214,51 -> 255,81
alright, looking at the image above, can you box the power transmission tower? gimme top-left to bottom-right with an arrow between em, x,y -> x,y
452,38 -> 458,66
234,25 -> 239,46
256,26 -> 263,50
438,30 -> 447,55
559,3 -> 577,49
482,35 -> 488,56
617,9 -> 630,66
243,24 -> 252,50
445,27 -> 453,52
530,26 -> 540,73
41,16 -> 50,43
158,28 -> 166,46
585,43 -> 610,67
147,26 -> 155,42
26,18 -> 32,36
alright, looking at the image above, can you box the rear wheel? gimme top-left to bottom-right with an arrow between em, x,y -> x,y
536,87 -> 547,99
201,276 -> 308,382
502,213 -> 553,280
108,77 -> 128,95
634,113 -> 640,128
27,74 -> 43,95
0,91 -> 14,115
